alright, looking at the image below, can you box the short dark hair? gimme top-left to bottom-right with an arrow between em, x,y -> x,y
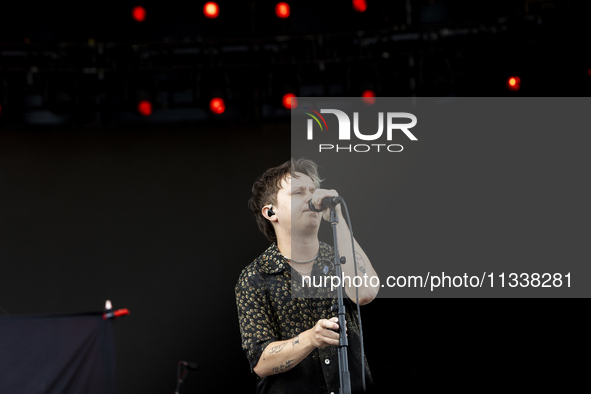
248,158 -> 322,242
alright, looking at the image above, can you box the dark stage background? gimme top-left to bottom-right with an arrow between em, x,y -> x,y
1,124 -> 586,393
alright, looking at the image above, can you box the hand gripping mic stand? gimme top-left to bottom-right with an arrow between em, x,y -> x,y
310,196 -> 351,394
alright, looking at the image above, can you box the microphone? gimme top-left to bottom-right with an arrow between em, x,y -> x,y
308,196 -> 343,212
179,361 -> 199,371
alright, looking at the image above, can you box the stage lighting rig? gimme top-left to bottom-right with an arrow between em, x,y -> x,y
209,97 -> 225,114
132,6 -> 147,22
352,0 -> 367,13
203,2 -> 220,19
137,100 -> 152,116
361,90 -> 375,105
281,93 -> 296,109
507,76 -> 521,92
275,2 -> 290,19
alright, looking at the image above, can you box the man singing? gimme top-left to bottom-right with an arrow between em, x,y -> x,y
235,158 -> 379,393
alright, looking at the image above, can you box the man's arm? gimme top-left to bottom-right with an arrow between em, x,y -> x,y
253,317 -> 342,378
336,219 -> 380,304
311,189 -> 380,304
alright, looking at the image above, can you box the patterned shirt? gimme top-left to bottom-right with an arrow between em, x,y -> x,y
235,242 -> 372,394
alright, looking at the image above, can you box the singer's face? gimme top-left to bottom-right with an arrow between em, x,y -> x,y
275,172 -> 321,234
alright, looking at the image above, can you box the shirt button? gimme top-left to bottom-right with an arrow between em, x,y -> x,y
325,358 -> 330,365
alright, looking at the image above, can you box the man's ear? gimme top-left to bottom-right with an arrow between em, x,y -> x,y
263,205 -> 277,221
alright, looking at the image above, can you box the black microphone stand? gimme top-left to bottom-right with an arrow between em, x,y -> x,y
310,196 -> 367,393
174,363 -> 188,394
328,205 -> 352,394
174,362 -> 198,394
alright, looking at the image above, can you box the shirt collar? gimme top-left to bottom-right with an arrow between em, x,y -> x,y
259,243 -> 287,275
259,242 -> 333,275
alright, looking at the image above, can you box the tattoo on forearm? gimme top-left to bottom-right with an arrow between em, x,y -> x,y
272,358 -> 296,373
355,251 -> 366,274
268,342 -> 288,354
292,334 -> 300,347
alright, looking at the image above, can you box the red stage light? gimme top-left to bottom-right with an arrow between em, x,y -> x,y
275,2 -> 291,19
204,2 -> 220,19
282,93 -> 297,109
352,0 -> 367,13
210,97 -> 225,114
132,6 -> 147,22
507,76 -> 521,91
361,90 -> 376,105
137,100 -> 152,116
